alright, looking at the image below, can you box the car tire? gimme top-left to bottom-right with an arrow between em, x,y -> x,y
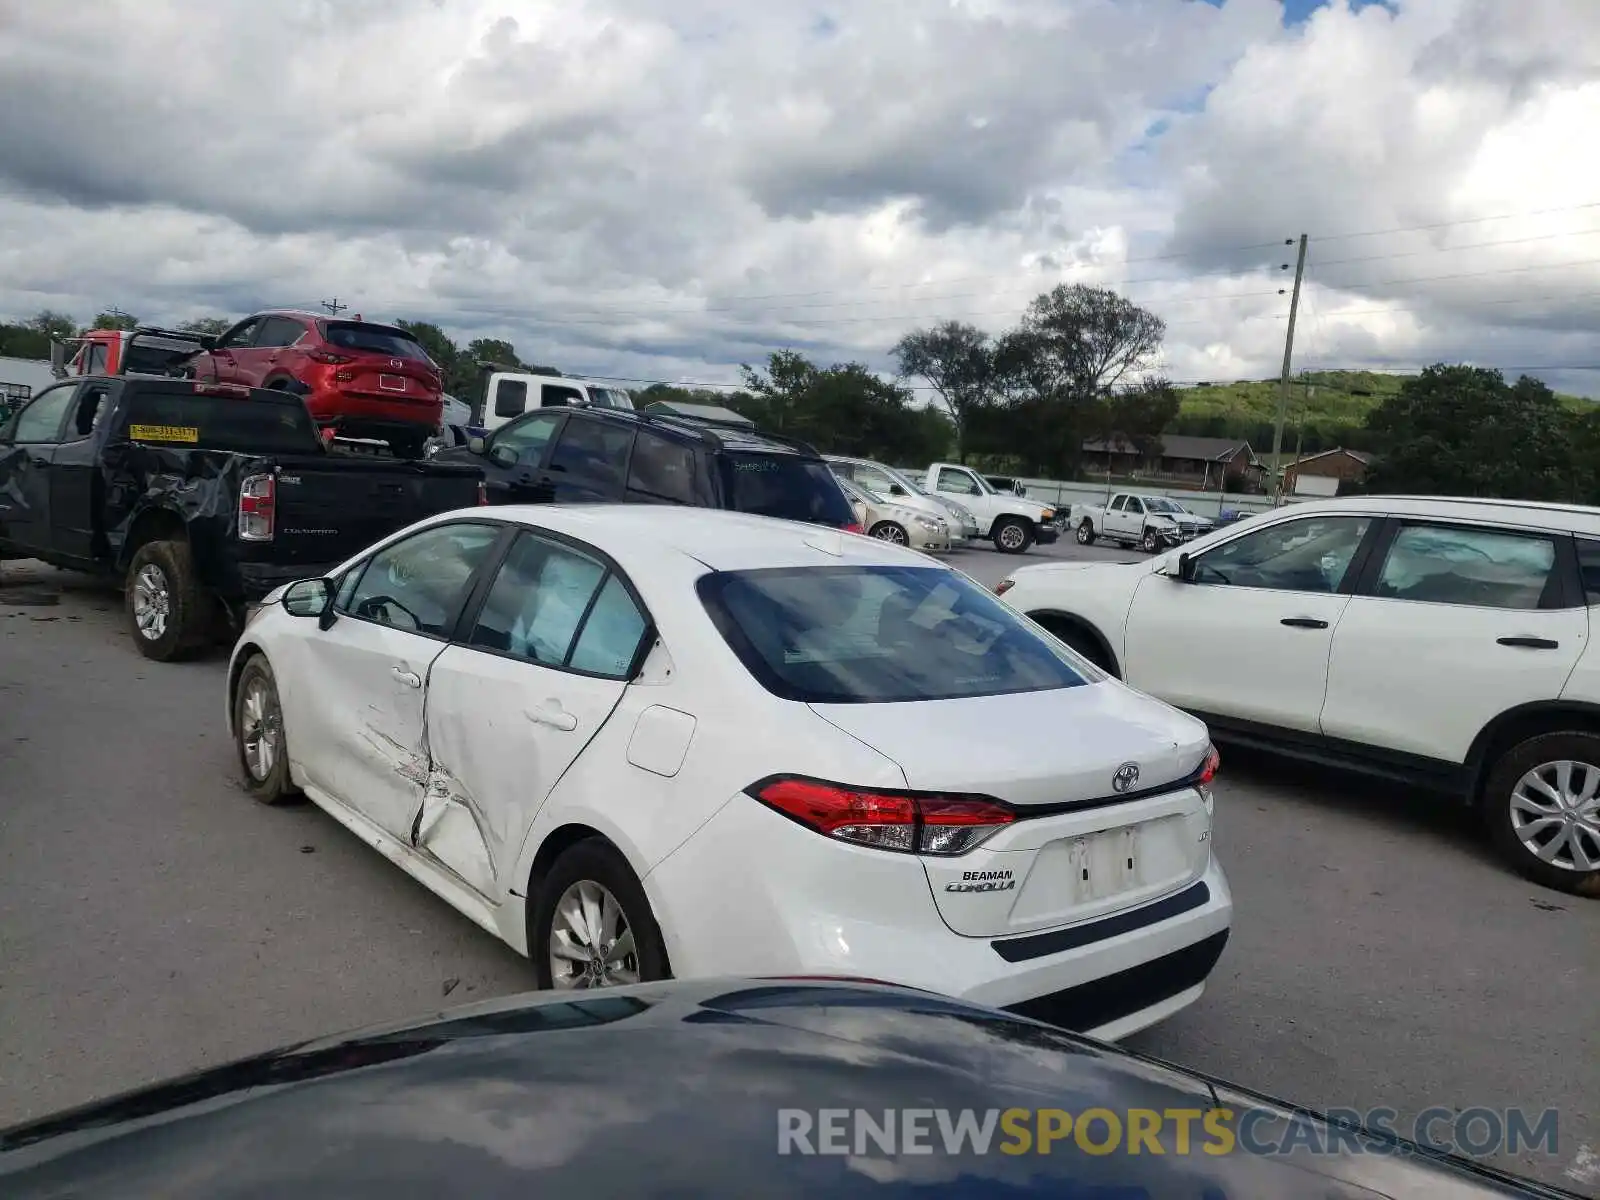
232,654 -> 302,805
125,539 -> 213,662
993,517 -> 1033,554
1482,732 -> 1600,897
1141,528 -> 1162,554
1076,520 -> 1096,545
869,521 -> 908,545
532,839 -> 671,990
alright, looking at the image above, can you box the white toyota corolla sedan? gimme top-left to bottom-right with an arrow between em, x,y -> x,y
227,504 -> 1231,1039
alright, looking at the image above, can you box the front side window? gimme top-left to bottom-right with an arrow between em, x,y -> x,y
1191,515 -> 1371,593
854,463 -> 899,495
699,564 -> 1091,704
492,411 -> 563,465
255,317 -> 306,348
65,385 -> 111,439
10,385 -> 76,443
935,467 -> 979,495
469,534 -> 648,676
344,522 -> 501,636
543,384 -> 586,407
1373,524 -> 1560,611
215,319 -> 261,350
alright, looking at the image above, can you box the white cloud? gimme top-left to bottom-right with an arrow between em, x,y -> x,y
0,0 -> 1597,396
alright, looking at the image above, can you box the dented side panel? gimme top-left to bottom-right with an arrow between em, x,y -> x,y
419,645 -> 631,900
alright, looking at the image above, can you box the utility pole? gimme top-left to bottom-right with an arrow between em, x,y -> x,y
320,298 -> 348,317
1268,234 -> 1308,507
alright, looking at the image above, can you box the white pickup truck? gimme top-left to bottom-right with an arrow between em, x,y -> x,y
1069,492 -> 1216,553
923,462 -> 1059,554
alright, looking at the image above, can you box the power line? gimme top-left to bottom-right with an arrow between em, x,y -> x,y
1309,200 -> 1600,243
320,297 -> 349,317
1311,228 -> 1600,269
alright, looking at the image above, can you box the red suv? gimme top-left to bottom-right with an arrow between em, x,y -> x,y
188,311 -> 443,456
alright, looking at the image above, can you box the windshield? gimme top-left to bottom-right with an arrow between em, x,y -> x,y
1145,498 -> 1183,514
698,564 -> 1091,704
718,453 -> 858,527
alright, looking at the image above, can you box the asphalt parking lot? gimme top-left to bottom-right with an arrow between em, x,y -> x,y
1,538 -> 1596,1195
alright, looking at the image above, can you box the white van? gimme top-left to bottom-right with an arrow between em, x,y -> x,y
481,372 -> 634,431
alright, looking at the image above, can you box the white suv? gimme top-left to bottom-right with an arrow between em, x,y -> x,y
996,495 -> 1600,896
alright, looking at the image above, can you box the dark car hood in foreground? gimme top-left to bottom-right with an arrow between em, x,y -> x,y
0,980 -> 1577,1199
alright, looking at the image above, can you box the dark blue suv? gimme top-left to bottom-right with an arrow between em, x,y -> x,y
434,405 -> 861,530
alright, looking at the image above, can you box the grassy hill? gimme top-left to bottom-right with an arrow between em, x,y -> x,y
1175,370 -> 1591,439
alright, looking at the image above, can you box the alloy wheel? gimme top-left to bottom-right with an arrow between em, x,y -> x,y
132,563 -> 171,641
1510,759 -> 1600,873
239,676 -> 283,783
549,879 -> 640,989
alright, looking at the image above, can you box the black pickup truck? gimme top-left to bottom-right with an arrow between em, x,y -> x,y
0,376 -> 484,660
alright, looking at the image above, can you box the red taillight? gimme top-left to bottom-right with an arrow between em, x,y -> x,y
476,481 -> 489,506
749,776 -> 1014,856
994,578 -> 1014,596
239,473 -> 276,542
843,522 -> 864,535
194,382 -> 251,397
1197,744 -> 1220,787
309,350 -> 353,365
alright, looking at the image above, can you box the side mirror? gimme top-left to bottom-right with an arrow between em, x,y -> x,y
1178,552 -> 1196,583
467,436 -> 486,454
282,578 -> 332,619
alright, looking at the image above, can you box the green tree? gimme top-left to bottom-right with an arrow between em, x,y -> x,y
891,321 -> 995,462
91,311 -> 140,332
1363,365 -> 1572,500
26,311 -> 77,342
177,317 -> 232,336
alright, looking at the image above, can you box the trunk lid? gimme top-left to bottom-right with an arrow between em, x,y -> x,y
810,684 -> 1215,938
321,321 -> 441,407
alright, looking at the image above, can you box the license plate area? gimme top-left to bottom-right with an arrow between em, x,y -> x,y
378,374 -> 408,392
1068,826 -> 1140,904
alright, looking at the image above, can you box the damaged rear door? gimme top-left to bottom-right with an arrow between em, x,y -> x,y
417,529 -> 650,900
293,520 -> 504,841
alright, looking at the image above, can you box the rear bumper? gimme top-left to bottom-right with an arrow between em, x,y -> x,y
236,559 -> 339,601
645,798 -> 1233,1042
304,390 -> 443,432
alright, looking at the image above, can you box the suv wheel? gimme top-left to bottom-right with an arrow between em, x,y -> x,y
1482,732 -> 1600,896
1076,520 -> 1095,545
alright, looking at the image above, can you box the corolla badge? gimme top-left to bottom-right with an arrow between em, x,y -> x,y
1112,762 -> 1140,793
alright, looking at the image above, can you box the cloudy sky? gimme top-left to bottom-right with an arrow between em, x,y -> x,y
2,0 -> 1598,396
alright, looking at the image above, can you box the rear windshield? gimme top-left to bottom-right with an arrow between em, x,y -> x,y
717,453 -> 857,527
119,386 -> 322,454
323,322 -> 431,361
698,564 -> 1090,703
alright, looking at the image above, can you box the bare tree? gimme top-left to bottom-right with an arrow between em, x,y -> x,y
891,321 -> 995,462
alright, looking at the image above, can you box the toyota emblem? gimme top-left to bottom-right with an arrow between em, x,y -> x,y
1112,762 -> 1140,793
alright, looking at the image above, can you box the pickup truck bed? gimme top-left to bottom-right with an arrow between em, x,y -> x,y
0,376 -> 483,659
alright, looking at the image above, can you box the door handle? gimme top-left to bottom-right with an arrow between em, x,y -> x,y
1280,617 -> 1330,630
1497,636 -> 1560,650
391,667 -> 422,688
526,704 -> 578,732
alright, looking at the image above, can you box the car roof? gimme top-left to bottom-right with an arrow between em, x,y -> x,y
1265,493 -> 1600,536
485,504 -> 930,572
573,406 -> 821,457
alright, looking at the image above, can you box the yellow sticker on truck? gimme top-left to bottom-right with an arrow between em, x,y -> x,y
128,424 -> 200,443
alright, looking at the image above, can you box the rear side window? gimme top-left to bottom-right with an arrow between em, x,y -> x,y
627,430 -> 700,504
548,418 -> 633,495
1373,524 -> 1559,610
494,379 -> 528,418
1577,538 -> 1600,604
698,564 -> 1090,704
717,453 -> 856,527
119,386 -> 321,453
322,322 -> 431,361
